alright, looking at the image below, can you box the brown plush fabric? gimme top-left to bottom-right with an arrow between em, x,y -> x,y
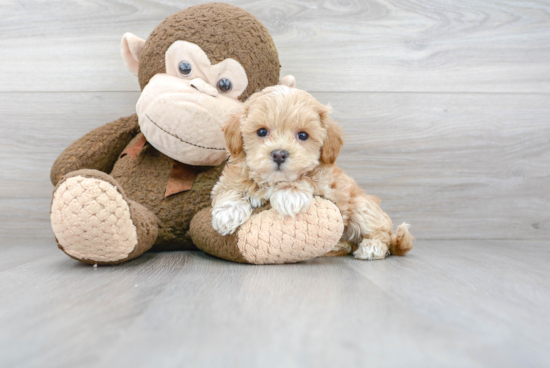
50,114 -> 140,186
53,169 -> 159,265
138,3 -> 280,101
189,207 -> 250,264
127,199 -> 160,261
110,139 -> 225,251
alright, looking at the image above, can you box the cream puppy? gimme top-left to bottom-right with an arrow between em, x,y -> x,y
211,85 -> 413,260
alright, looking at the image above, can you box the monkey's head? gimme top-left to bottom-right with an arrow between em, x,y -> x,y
121,3 -> 295,166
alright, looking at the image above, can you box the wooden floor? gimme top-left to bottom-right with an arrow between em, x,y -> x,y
0,238 -> 548,367
1,0 -> 549,366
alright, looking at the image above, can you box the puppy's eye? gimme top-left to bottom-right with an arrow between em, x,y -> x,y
178,61 -> 192,76
257,128 -> 268,137
217,78 -> 232,92
297,131 -> 309,141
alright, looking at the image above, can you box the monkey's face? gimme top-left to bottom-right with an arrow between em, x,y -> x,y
136,41 -> 248,166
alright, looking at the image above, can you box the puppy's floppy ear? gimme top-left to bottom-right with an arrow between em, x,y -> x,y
223,111 -> 244,157
319,106 -> 343,165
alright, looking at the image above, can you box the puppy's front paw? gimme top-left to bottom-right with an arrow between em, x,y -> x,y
270,189 -> 313,217
212,201 -> 252,236
354,238 -> 389,260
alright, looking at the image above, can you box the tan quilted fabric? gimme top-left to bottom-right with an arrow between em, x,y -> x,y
237,197 -> 344,264
190,197 -> 344,264
51,175 -> 138,262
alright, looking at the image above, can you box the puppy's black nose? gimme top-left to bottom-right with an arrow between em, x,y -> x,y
271,150 -> 289,166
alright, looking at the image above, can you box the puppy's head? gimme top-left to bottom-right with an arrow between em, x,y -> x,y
223,85 -> 343,184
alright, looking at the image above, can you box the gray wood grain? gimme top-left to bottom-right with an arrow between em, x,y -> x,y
0,238 -> 548,368
1,0 -> 549,93
316,92 -> 550,241
1,91 -> 548,240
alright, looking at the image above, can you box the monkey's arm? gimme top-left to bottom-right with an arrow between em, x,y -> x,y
50,114 -> 140,186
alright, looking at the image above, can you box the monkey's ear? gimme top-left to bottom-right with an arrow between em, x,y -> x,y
121,33 -> 146,76
278,75 -> 296,88
319,109 -> 343,166
223,112 -> 244,157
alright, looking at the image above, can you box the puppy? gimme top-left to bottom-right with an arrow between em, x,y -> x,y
211,85 -> 413,260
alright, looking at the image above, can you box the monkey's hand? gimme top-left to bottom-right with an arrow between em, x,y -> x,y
50,114 -> 140,186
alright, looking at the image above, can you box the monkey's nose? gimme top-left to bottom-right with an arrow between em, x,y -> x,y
190,78 -> 218,97
271,150 -> 289,166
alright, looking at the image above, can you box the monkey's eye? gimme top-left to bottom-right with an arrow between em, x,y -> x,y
178,61 -> 192,76
257,128 -> 268,137
297,132 -> 309,141
217,78 -> 232,92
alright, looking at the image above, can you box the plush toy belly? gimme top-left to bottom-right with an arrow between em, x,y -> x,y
111,137 -> 225,250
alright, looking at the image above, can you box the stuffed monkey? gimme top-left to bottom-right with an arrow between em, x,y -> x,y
50,3 -> 344,265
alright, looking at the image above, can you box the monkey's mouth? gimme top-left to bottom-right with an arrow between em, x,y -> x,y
146,114 -> 226,151
136,76 -> 238,166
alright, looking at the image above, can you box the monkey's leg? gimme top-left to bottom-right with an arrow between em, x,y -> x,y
50,169 -> 158,265
190,197 -> 345,264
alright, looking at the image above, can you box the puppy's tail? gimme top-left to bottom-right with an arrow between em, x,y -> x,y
389,223 -> 414,256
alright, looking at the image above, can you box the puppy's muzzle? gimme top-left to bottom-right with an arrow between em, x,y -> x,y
271,150 -> 289,167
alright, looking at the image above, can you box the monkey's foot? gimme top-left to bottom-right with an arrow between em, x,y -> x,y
50,170 -> 158,265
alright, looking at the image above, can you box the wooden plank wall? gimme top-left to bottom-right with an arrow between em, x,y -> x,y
1,0 -> 549,240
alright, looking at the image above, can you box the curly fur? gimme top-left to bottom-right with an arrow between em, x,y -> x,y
212,86 -> 414,259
